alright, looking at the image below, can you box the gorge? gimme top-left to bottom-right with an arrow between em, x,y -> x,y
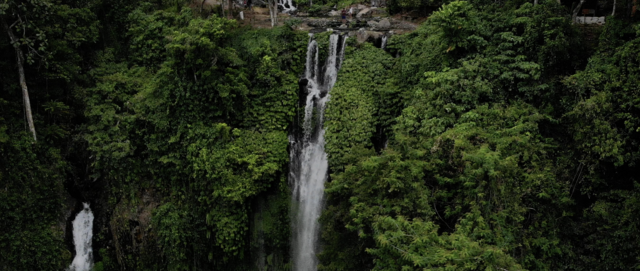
1,0 -> 640,270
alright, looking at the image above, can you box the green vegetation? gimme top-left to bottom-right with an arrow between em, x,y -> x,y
320,1 -> 640,270
2,0 -> 304,269
1,0 -> 640,270
81,6 -> 306,269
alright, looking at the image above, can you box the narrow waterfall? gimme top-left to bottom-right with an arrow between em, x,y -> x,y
68,203 -> 94,271
381,35 -> 388,49
291,33 -> 347,271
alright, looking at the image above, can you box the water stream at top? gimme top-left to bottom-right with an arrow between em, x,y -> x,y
290,33 -> 347,271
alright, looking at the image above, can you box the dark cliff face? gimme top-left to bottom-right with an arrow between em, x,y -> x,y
62,167 -> 148,267
69,182 -> 292,270
62,191 -> 79,259
105,189 -> 162,268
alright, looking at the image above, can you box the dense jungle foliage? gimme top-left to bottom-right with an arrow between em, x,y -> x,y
321,1 -> 640,270
1,0 -> 639,270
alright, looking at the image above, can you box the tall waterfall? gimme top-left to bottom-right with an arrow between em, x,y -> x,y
68,203 -> 94,271
291,33 -> 347,271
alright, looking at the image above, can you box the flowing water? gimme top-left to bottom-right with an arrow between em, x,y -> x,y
68,203 -> 94,271
291,33 -> 347,271
381,35 -> 388,49
278,0 -> 296,13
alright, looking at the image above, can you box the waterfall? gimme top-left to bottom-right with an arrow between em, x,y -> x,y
322,34 -> 340,91
278,0 -> 296,13
68,203 -> 94,271
337,34 -> 348,70
291,33 -> 347,271
381,35 -> 388,49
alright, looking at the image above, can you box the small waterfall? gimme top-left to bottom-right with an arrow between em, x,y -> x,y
68,203 -> 94,271
381,35 -> 388,49
278,0 -> 296,13
337,35 -> 348,70
291,33 -> 347,271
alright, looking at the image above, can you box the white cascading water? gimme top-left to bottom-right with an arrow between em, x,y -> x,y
68,203 -> 94,271
278,0 -> 296,13
291,33 -> 347,271
381,35 -> 388,49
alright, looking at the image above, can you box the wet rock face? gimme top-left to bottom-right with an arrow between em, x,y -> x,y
108,189 -> 161,269
356,28 -> 386,44
61,190 -> 78,253
298,16 -> 415,33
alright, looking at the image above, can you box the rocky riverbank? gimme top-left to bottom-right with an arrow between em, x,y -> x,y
238,5 -> 418,47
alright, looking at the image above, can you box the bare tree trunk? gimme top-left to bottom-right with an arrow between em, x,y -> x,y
221,0 -> 226,18
612,0 -> 616,16
268,0 -> 277,27
2,17 -> 36,142
274,0 -> 278,25
534,0 -> 538,6
228,0 -> 233,19
572,0 -> 586,23
267,0 -> 272,26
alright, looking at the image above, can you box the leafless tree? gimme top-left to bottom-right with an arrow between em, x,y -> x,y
612,0 -> 616,16
267,0 -> 277,27
1,16 -> 37,142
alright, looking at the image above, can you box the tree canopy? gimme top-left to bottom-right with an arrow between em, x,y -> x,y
1,0 -> 640,270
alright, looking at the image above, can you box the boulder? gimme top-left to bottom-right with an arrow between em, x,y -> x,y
356,28 -> 368,43
356,8 -> 371,18
377,18 -> 390,28
297,23 -> 313,31
356,29 -> 384,44
328,10 -> 340,16
366,31 -> 383,40
367,20 -> 378,28
253,7 -> 270,14
305,18 -> 330,28
357,4 -> 367,9
371,8 -> 387,16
